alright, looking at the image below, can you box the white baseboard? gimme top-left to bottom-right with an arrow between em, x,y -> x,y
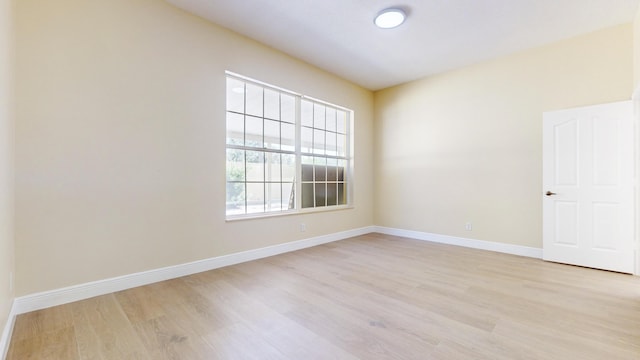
2,224 -> 544,356
10,225 -> 542,317
12,226 -> 376,315
1,301 -> 16,360
374,226 -> 543,259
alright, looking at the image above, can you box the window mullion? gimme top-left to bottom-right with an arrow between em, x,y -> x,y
278,92 -> 282,212
311,103 -> 316,208
346,111 -> 352,205
295,96 -> 302,211
262,88 -> 267,213
243,82 -> 248,214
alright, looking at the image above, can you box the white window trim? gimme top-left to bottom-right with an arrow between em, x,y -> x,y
225,71 -> 354,221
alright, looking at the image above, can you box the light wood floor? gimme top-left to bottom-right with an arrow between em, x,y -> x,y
7,233 -> 640,359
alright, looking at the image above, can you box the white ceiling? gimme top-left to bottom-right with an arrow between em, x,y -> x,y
166,0 -> 639,91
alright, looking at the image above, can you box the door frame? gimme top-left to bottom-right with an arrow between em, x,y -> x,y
633,86 -> 640,276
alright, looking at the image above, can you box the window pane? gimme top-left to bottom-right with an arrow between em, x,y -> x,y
327,158 -> 338,181
245,151 -> 264,182
282,182 -> 294,210
245,116 -> 263,148
326,107 -> 337,132
327,183 -> 337,206
337,133 -> 346,156
266,153 -> 281,182
226,149 -> 244,181
226,78 -> 245,113
264,89 -> 280,120
313,129 -> 325,155
245,83 -> 263,117
226,182 -> 245,215
301,127 -> 313,153
301,161 -> 313,182
281,123 -> 295,152
266,183 -> 282,212
226,112 -> 244,146
338,183 -> 346,205
302,183 -> 314,208
281,154 -> 296,182
314,104 -> 326,130
302,155 -> 314,164
264,120 -> 280,150
315,183 -> 326,207
301,100 -> 313,127
281,94 -> 295,123
246,183 -> 265,214
337,161 -> 345,181
326,131 -> 337,156
314,158 -> 326,181
337,110 -> 346,134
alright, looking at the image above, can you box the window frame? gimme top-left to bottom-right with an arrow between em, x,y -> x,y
225,71 -> 353,220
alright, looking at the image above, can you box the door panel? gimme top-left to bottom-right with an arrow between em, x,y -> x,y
591,202 -> 618,250
554,119 -> 579,186
543,101 -> 634,273
593,118 -> 618,186
554,201 -> 578,246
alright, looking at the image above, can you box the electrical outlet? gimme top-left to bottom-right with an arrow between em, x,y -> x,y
465,222 -> 473,231
300,223 -> 306,232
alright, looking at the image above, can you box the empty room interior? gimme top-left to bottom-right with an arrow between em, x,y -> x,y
2,0 -> 640,359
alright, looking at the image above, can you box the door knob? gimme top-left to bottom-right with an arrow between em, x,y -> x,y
545,191 -> 557,196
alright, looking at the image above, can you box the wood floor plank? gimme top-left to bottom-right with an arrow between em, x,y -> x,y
131,315 -> 216,360
6,326 -> 79,360
10,304 -> 74,342
71,294 -> 150,360
145,278 -> 239,336
114,285 -> 166,324
202,322 -> 286,360
195,278 -> 359,360
219,267 -> 416,359
7,234 -> 640,359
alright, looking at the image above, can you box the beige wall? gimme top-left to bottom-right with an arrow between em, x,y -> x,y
0,0 -> 15,337
374,24 -> 633,249
14,0 -> 374,295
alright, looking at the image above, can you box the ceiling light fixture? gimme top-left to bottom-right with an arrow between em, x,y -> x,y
374,8 -> 406,29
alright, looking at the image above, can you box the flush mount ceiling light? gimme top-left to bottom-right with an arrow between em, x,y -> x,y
374,8 -> 406,29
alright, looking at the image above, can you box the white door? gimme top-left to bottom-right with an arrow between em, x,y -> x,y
543,101 -> 634,273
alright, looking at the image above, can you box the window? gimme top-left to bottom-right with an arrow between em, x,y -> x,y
300,100 -> 349,208
225,73 -> 351,218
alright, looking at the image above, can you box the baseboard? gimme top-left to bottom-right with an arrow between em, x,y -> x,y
1,301 -> 16,360
13,226 -> 376,315
11,225 -> 542,316
374,226 -> 543,259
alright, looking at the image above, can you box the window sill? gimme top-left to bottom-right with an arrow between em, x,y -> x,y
225,205 -> 354,222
